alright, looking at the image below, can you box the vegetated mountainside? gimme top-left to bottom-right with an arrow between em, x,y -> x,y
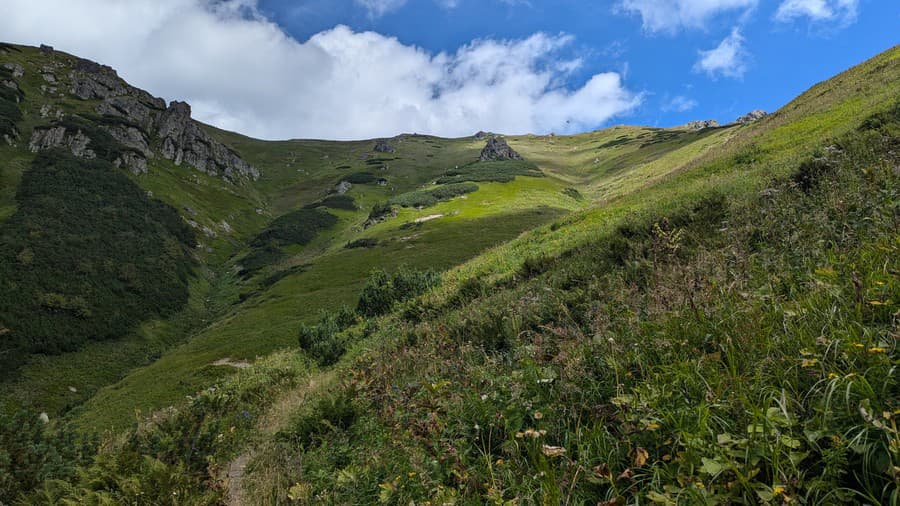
0,42 -> 896,505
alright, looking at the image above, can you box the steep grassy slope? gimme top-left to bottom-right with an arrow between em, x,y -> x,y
1,43 -> 896,505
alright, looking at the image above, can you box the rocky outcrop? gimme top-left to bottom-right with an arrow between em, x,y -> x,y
39,44 -> 54,55
29,127 -> 96,158
735,109 -> 768,124
474,131 -> 491,140
335,181 -> 352,194
156,101 -> 259,181
24,58 -> 260,182
682,119 -> 720,130
479,137 -> 522,161
2,63 -> 24,78
374,139 -> 395,153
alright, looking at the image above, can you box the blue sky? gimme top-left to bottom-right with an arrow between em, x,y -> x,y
1,0 -> 898,139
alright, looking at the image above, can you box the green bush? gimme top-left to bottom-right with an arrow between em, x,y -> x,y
345,238 -> 379,249
0,67 -> 23,141
304,194 -> 356,211
298,306 -> 358,366
342,172 -> 377,184
250,208 -> 338,248
387,183 -> 478,209
435,160 -> 542,184
357,266 -> 441,317
0,410 -> 97,503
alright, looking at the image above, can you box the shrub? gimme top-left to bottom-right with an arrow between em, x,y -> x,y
387,183 -> 478,209
342,172 -> 377,184
345,238 -> 379,249
298,306 -> 358,366
435,160 -> 542,184
357,266 -> 441,317
304,194 -> 356,211
0,151 -> 196,376
250,208 -> 338,248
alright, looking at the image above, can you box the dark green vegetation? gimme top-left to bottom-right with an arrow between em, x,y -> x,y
388,182 -> 479,209
0,42 -> 898,505
0,150 -> 195,379
0,65 -> 24,144
436,159 -> 543,184
250,208 -> 337,248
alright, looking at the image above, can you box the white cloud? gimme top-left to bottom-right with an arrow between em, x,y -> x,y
355,0 -> 407,18
694,28 -> 749,79
0,0 -> 639,140
617,0 -> 757,34
775,0 -> 858,24
662,95 -> 698,112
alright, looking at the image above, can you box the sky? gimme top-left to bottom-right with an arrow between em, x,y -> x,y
0,0 -> 897,140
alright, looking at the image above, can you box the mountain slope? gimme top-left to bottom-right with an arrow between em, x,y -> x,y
0,43 -> 897,505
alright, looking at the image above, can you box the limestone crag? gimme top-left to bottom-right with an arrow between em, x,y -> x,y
156,101 -> 259,181
682,119 -> 720,130
479,137 -> 522,161
29,126 -> 96,159
25,57 -> 259,182
735,109 -> 768,124
2,63 -> 24,78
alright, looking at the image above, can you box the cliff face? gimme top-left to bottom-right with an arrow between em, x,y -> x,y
27,56 -> 259,182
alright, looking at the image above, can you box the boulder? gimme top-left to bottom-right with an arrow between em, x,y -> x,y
2,63 -> 24,78
474,131 -> 491,140
479,137 -> 522,161
39,44 -> 54,55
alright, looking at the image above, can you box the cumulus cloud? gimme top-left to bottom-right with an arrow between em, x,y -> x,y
661,95 -> 698,113
617,0 -> 757,34
0,0 -> 639,140
774,0 -> 858,24
693,28 -> 749,79
355,0 -> 408,18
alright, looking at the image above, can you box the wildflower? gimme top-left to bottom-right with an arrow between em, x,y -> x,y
645,422 -> 661,430
541,445 -> 566,458
695,481 -> 705,489
773,485 -> 786,496
851,343 -> 864,348
868,347 -> 887,354
495,459 -> 504,466
828,373 -> 839,379
801,358 -> 819,367
534,411 -> 544,420
868,300 -> 885,306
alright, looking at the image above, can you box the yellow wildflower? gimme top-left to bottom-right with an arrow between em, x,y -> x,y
773,485 -> 786,496
869,347 -> 887,354
801,358 -> 819,367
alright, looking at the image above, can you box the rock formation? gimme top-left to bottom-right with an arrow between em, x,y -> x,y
681,119 -> 720,130
374,139 -> 395,153
26,57 -> 259,182
479,137 -> 522,161
474,131 -> 491,140
735,110 -> 768,124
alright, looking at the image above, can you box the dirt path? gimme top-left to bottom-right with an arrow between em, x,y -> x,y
223,372 -> 335,506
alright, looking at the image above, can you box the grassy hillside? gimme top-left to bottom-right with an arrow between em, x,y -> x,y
0,43 -> 897,505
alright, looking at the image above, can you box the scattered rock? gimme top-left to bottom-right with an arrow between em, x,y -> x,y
114,151 -> 149,175
183,206 -> 197,217
39,44 -> 54,55
38,412 -> 49,424
735,109 -> 768,124
335,181 -> 352,194
213,358 -> 252,369
42,72 -> 57,84
2,63 -> 24,78
68,386 -> 77,393
479,137 -> 522,161
681,120 -> 720,130
374,139 -> 395,153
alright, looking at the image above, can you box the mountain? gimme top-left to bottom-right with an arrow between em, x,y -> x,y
0,42 -> 898,504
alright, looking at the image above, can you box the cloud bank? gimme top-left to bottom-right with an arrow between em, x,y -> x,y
0,0 -> 639,140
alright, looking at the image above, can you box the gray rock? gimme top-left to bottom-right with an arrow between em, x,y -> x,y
479,137 -> 522,161
474,131 -> 491,140
3,63 -> 24,78
156,101 -> 260,181
373,139 -> 395,153
681,119 -> 720,130
40,44 -> 54,55
102,123 -> 152,157
114,151 -> 148,175
29,126 -> 96,158
42,73 -> 57,84
735,109 -> 768,124
335,181 -> 352,194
